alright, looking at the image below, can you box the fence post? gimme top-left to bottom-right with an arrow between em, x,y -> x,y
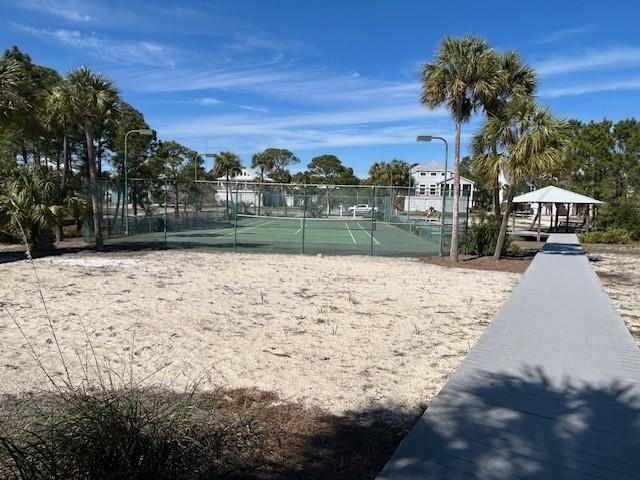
233,187 -> 239,253
163,179 -> 168,249
370,186 -> 376,256
301,185 -> 307,254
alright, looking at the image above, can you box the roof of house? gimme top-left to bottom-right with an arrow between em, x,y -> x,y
513,186 -> 602,204
436,175 -> 475,185
411,161 -> 445,172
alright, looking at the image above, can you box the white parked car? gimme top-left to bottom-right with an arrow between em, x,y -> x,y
348,204 -> 378,215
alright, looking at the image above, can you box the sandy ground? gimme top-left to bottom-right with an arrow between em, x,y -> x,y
589,246 -> 640,346
0,250 -> 519,417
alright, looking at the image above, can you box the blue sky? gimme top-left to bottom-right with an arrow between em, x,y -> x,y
2,0 -> 640,177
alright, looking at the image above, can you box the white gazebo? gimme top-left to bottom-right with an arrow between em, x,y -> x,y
512,186 -> 603,241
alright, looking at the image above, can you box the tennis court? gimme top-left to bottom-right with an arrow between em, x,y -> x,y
92,179 -> 465,257
109,214 -> 443,256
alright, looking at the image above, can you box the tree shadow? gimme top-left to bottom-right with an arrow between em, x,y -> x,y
541,240 -> 584,255
375,366 -> 640,479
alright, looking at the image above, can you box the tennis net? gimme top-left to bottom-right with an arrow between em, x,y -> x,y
236,214 -> 377,230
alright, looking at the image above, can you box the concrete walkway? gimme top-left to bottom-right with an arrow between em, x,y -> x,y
377,234 -> 640,479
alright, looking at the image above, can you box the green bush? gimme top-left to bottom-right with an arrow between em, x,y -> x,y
579,228 -> 632,244
463,212 -> 511,256
599,201 -> 640,240
0,386 -> 273,480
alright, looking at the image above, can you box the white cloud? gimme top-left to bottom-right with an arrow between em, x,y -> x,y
116,57 -> 419,109
535,47 -> 640,76
227,34 -> 318,55
196,97 -> 222,105
195,97 -> 268,112
536,26 -> 592,45
540,78 -> 640,98
234,104 -> 269,112
19,0 -> 91,22
12,23 -> 178,68
156,101 -> 451,153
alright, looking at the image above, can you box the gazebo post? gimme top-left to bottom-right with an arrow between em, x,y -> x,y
537,203 -> 542,242
565,203 -> 570,232
586,204 -> 590,232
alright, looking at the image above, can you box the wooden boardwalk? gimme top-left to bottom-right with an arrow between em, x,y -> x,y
377,234 -> 640,479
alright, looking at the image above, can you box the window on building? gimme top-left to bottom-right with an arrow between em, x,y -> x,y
420,172 -> 426,176
462,184 -> 471,197
429,185 -> 437,196
430,172 -> 437,176
419,184 -> 426,195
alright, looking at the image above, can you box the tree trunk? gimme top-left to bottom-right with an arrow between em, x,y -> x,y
96,138 -> 103,177
449,116 -> 462,262
226,174 -> 230,221
258,170 -> 263,215
84,120 -> 103,250
494,186 -> 514,260
132,183 -> 138,217
61,133 -> 69,189
174,180 -> 180,217
283,185 -> 288,216
528,208 -> 540,230
113,184 -> 121,234
493,174 -> 501,216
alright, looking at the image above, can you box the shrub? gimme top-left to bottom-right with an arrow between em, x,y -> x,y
0,386 -> 274,480
462,212 -> 511,256
579,228 -> 632,244
0,167 -> 64,255
599,201 -> 640,240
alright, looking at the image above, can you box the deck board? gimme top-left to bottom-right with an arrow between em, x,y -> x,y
376,234 -> 640,480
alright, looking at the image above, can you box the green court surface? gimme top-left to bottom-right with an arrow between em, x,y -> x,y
106,215 -> 442,257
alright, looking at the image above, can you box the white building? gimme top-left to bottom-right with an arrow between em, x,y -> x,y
406,161 -> 475,212
214,167 -> 276,206
214,167 -> 272,185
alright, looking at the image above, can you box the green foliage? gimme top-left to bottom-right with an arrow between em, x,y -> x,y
305,154 -> 359,185
599,201 -> 640,240
0,167 -> 66,254
579,228 -> 632,244
367,159 -> 410,186
462,212 -> 511,256
0,386 -> 273,480
212,151 -> 242,179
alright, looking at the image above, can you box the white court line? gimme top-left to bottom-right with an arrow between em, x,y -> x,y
358,222 -> 381,245
345,222 -> 357,244
210,218 -> 261,236
294,227 -> 303,235
225,219 -> 275,236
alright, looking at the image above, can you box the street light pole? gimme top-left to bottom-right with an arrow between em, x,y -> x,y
417,135 -> 449,256
124,128 -> 155,236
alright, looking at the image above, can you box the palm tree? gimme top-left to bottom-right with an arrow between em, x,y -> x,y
46,82 -> 75,240
66,67 -> 120,250
251,151 -> 275,215
0,57 -> 25,119
212,151 -> 242,220
478,51 -> 537,216
473,96 -> 571,259
421,35 -> 499,262
0,167 -> 65,257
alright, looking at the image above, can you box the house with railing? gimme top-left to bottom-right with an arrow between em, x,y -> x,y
405,161 -> 475,212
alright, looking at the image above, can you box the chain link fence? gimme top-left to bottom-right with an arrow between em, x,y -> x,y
84,179 -> 469,257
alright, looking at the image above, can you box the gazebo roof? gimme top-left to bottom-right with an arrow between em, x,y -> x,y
513,186 -> 603,205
